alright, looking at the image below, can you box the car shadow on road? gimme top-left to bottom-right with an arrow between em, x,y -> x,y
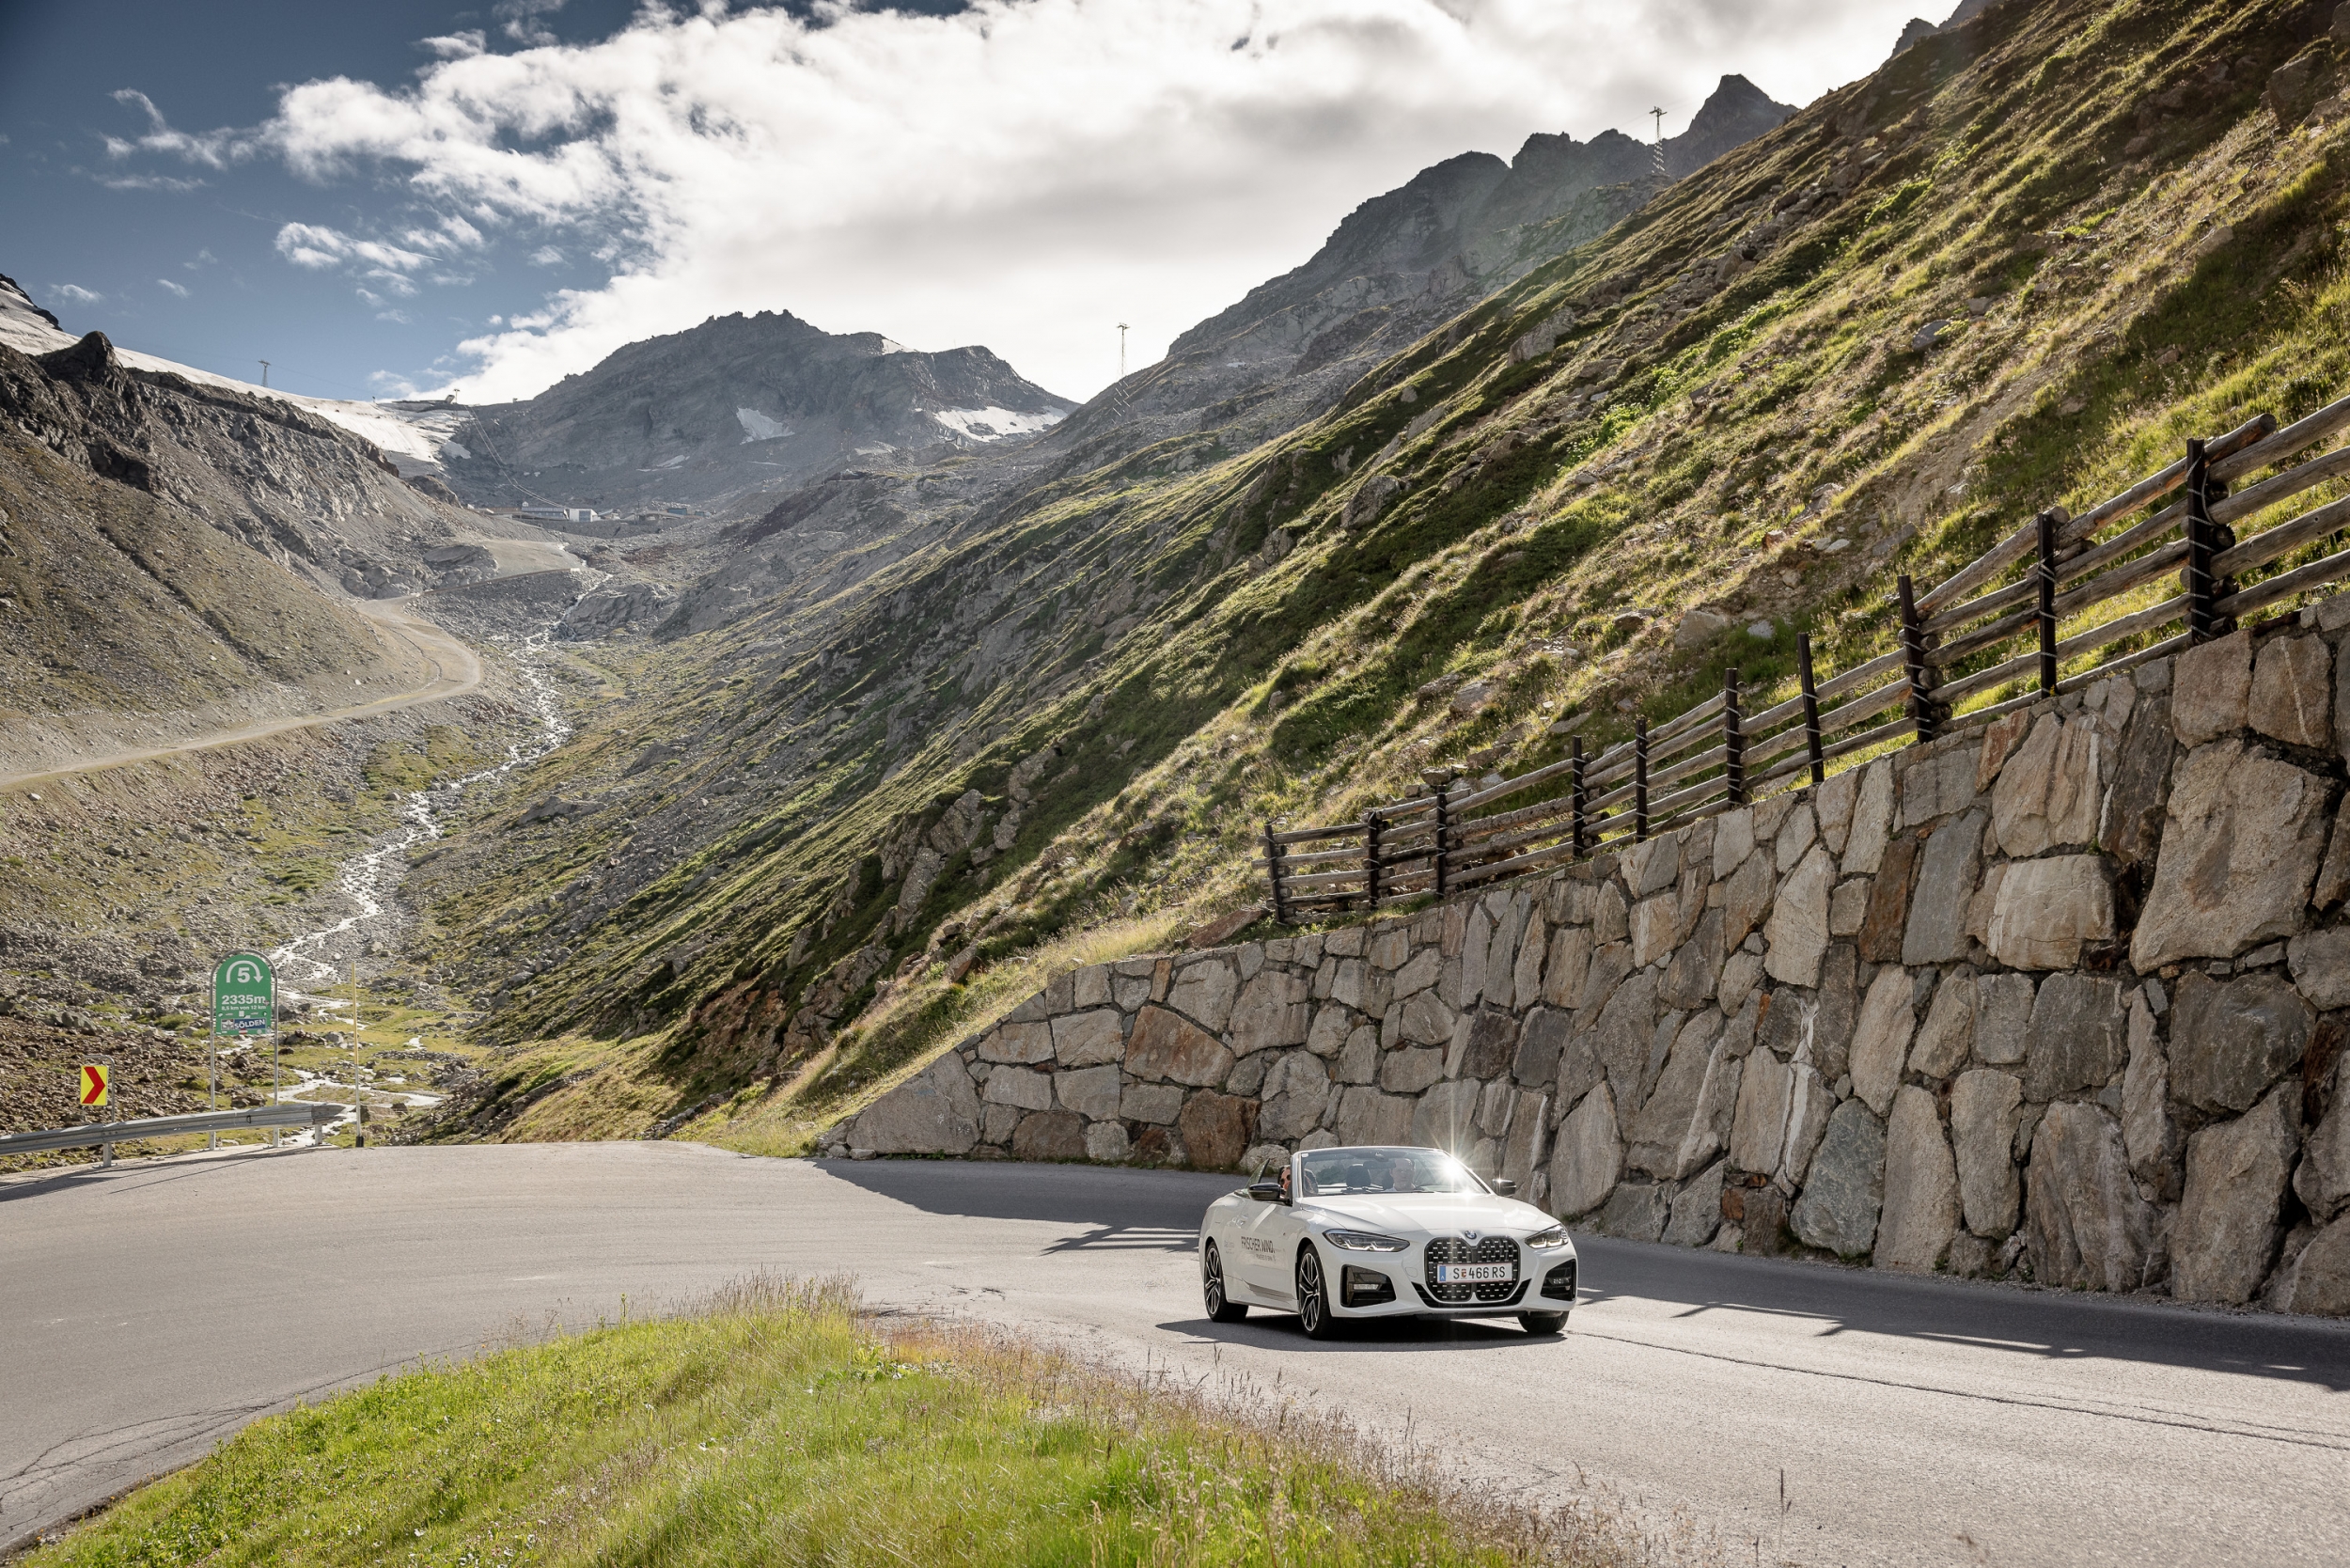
1575,1235 -> 2350,1393
1161,1313 -> 1551,1351
818,1157 -> 1237,1242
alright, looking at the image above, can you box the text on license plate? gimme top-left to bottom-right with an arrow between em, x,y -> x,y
1436,1262 -> 1512,1284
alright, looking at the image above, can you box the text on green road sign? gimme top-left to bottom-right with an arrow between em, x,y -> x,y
213,952 -> 274,1036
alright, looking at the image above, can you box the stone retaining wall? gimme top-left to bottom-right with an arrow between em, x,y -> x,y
828,592 -> 2350,1314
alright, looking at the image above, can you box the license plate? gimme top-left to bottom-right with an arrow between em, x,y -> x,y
1437,1262 -> 1512,1284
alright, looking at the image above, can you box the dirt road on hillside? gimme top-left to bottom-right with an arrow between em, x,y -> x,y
0,598 -> 490,793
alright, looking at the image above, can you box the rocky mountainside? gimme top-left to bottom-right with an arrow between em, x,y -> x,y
395,0 -> 2350,1166
440,310 -> 1074,513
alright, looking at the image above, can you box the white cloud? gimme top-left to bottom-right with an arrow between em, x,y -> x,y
421,29 -> 488,60
54,284 -> 103,304
136,0 -> 1929,400
528,244 -> 565,266
156,277 -> 191,297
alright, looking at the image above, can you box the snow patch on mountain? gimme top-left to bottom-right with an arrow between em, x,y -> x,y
931,405 -> 1066,441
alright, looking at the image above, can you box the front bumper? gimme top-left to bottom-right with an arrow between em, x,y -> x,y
1327,1242 -> 1576,1319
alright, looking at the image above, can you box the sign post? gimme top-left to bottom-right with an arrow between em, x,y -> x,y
211,953 -> 275,1152
79,1061 -> 112,1167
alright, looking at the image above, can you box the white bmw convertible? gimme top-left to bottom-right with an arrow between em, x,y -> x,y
1198,1145 -> 1577,1338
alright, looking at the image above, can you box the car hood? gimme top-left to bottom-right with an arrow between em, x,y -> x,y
1292,1192 -> 1559,1238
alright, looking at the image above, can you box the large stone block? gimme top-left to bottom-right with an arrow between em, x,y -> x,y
1548,1082 -> 1622,1217
982,1063 -> 1055,1110
1900,744 -> 1981,830
1817,768 -> 1859,855
1167,958 -> 1238,1031
1662,908 -> 1726,1010
853,1054 -> 982,1154
2101,689 -> 2174,871
1337,1027 -> 1379,1085
1392,946 -> 1442,998
1177,1091 -> 1257,1170
1719,848 -> 1777,952
1512,909 -> 1548,1010
1120,1082 -> 1185,1124
1412,1079 -> 1481,1153
2024,974 -> 2127,1102
1844,760 -> 1895,874
1125,1005 -> 1235,1087
1590,966 -> 1661,1114
1458,1010 -> 1520,1080
1625,1014 -> 1736,1181
2289,928 -> 2350,1011
1779,1064 -> 1835,1185
1399,987 -> 1456,1046
1052,1009 -> 1125,1067
1379,1046 -> 1445,1094
2169,970 -> 2312,1115
1714,806 -> 1756,879
2121,996 -> 2180,1196
1630,892 -> 1682,968
1775,800 -> 1817,873
1728,1051 -> 1792,1173
1259,1050 -> 1333,1139
1987,855 -> 2115,970
2297,1058 -> 2350,1224
2131,741 -> 2335,968
1856,833 -> 1919,964
980,1021 -> 1056,1064
1849,965 -> 1917,1117
1305,1002 -> 1353,1059
1541,926 -> 1593,1009
1974,972 -> 2034,1064
2024,1102 -> 2153,1292
1665,1160 -> 1727,1247
1992,714 -> 2105,857
1599,1181 -> 1671,1241
1790,1100 -> 1886,1257
2249,635 -> 2332,750
1055,1063 -> 1124,1121
1502,1088 -> 1551,1191
1877,1086 -> 1960,1272
1512,1006 -> 1569,1087
1012,1107 -> 1089,1161
1764,844 -> 1837,986
2171,628 -> 2252,746
1230,970 -> 1313,1055
1335,1086 -> 1416,1146
2173,1086 -> 2300,1305
2281,1215 -> 2350,1317
2320,812 -> 2350,913
1950,1069 -> 2024,1238
1909,969 -> 1976,1080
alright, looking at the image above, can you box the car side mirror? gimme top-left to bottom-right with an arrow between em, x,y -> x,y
1488,1177 -> 1518,1197
1247,1180 -> 1285,1203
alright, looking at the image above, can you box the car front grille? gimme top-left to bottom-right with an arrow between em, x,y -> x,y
1424,1235 -> 1520,1303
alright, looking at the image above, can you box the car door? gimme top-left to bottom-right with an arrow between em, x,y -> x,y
1235,1164 -> 1301,1304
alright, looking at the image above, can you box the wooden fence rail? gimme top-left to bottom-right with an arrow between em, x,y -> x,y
1261,390 -> 2350,918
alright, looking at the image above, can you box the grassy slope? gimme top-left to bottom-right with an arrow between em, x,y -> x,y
426,0 -> 2350,1147
27,1278 -> 1647,1568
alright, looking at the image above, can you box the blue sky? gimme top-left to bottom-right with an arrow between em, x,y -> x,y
1,1 -> 1927,405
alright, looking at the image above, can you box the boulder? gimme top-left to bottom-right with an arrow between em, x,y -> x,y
1177,1091 -> 1257,1169
2121,996 -> 2180,1195
1513,1006 -> 1571,1087
1877,1086 -> 1961,1271
2248,635 -> 2331,750
1974,972 -> 2034,1064
1052,1009 -> 1125,1067
1401,987 -> 1457,1046
2131,741 -> 2335,968
2296,1058 -> 2350,1224
2321,813 -> 2350,913
2101,690 -> 2174,871
1719,848 -> 1777,951
1728,1049 -> 1793,1173
2023,974 -> 2127,1102
1166,958 -> 1238,1030
1012,1108 -> 1089,1161
1590,966 -> 1661,1114
2281,1214 -> 2350,1316
1764,844 -> 1837,986
1715,807 -> 1757,878
2172,1087 -> 2300,1305
1512,909 -> 1549,1009
2023,1102 -> 2154,1292
852,1054 -> 981,1154
1549,1082 -> 1622,1216
1626,1017 -> 1736,1180
1258,1051 -> 1333,1139
979,1021 -> 1057,1064
1411,1078 -> 1482,1153
1673,608 -> 1730,648
1909,969 -> 1976,1080
1844,760 -> 1895,874
1665,1160 -> 1727,1247
1056,1063 -> 1123,1121
2170,629 -> 2252,746
1856,834 -> 1919,964
1816,769 -> 1860,855
1125,1006 -> 1236,1087
1987,855 -> 2116,969
1379,1046 -> 1445,1094
1600,1181 -> 1671,1241
1775,801 -> 1818,873
1335,1087 -> 1416,1146
1085,1121 -> 1132,1162
1991,714 -> 2104,857
1541,926 -> 1593,1008
1305,1003 -> 1353,1058
1848,966 -> 1917,1116
1457,1010 -> 1520,1080
1900,745 -> 1981,830
1230,970 -> 1312,1054
1951,1069 -> 2024,1238
1975,708 -> 2036,793
1120,1082 -> 1185,1124
1662,908 -> 1726,1009
1790,1100 -> 1887,1257
981,1064 -> 1055,1110
2168,971 -> 2312,1115
2289,928 -> 2350,1011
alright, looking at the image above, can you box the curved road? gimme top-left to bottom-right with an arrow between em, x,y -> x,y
4,1146 -> 2346,1564
0,599 -> 490,794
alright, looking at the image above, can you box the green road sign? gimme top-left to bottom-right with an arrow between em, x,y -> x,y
213,952 -> 275,1036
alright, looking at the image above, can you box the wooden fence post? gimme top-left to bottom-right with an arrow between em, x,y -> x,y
1722,667 -> 1745,807
1362,812 -> 1383,908
1433,785 -> 1451,900
1571,737 -> 1587,857
1634,716 -> 1649,842
1897,574 -> 1939,742
1797,633 -> 1825,786
2036,509 -> 2060,694
1263,823 -> 1290,925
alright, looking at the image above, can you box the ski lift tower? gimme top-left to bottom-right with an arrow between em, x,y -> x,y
1649,107 -> 1668,177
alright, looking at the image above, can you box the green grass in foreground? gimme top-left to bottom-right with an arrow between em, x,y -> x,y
30,1278 -> 1648,1568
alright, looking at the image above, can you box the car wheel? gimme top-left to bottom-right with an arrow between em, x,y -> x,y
1518,1309 -> 1569,1336
1296,1245 -> 1342,1340
1202,1242 -> 1248,1324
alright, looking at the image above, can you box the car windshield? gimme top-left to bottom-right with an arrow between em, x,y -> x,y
1297,1148 -> 1485,1197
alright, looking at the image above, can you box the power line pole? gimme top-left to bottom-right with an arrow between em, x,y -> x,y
1118,322 -> 1129,381
258,360 -> 271,388
1649,108 -> 1667,178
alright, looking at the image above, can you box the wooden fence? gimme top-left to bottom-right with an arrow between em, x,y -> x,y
1260,391 -> 2350,920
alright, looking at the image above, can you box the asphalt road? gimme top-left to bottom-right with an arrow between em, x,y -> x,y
5,1145 -> 2347,1564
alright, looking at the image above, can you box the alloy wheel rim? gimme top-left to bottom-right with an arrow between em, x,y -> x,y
1299,1253 -> 1322,1328
1205,1247 -> 1225,1312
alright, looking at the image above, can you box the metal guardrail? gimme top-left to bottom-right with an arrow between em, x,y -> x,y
0,1102 -> 341,1159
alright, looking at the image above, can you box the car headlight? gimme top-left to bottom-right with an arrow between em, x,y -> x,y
1524,1226 -> 1570,1249
1323,1228 -> 1410,1252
